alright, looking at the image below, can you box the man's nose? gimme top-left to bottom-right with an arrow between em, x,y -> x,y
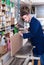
25,19 -> 27,21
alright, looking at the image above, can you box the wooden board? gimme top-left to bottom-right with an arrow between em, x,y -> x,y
10,33 -> 23,56
16,45 -> 32,56
10,58 -> 25,65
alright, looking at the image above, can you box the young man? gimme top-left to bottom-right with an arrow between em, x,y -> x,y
19,5 -> 44,65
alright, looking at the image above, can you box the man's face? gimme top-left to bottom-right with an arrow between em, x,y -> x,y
22,14 -> 30,22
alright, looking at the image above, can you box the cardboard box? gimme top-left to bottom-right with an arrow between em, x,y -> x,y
0,17 -> 2,22
10,33 -> 23,56
11,18 -> 14,25
0,45 -> 7,55
0,3 -> 1,7
0,0 -> 1,2
0,22 -> 2,28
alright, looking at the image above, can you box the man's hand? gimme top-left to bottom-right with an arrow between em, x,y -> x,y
18,31 -> 23,37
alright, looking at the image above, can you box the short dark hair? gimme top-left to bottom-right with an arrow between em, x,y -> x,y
20,5 -> 30,17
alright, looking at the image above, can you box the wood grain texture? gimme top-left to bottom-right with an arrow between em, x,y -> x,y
10,33 -> 23,56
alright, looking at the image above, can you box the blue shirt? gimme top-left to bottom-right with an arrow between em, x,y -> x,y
23,17 -> 44,55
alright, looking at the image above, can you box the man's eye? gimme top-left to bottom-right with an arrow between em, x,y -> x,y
22,18 -> 24,21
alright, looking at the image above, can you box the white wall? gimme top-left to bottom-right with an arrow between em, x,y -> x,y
35,6 -> 44,18
31,0 -> 44,2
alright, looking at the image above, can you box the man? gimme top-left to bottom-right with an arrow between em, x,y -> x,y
19,5 -> 44,65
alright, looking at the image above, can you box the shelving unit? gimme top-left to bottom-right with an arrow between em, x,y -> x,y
0,0 -> 15,34
0,0 -> 15,65
0,0 -> 44,65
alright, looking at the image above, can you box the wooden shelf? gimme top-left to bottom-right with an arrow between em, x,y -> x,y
0,13 -> 4,16
0,0 -> 15,33
3,56 -> 14,65
31,0 -> 44,5
0,51 -> 11,65
2,3 -> 6,6
32,2 -> 44,5
21,0 -> 44,6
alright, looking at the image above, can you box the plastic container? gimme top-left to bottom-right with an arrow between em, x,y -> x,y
13,26 -> 19,34
2,0 -> 5,4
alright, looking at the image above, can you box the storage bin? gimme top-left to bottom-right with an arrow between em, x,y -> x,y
0,45 -> 7,55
